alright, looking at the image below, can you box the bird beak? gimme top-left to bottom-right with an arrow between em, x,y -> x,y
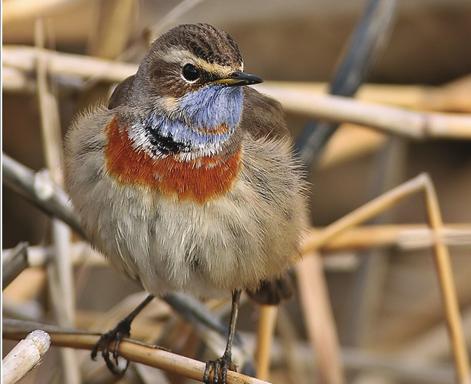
215,71 -> 263,86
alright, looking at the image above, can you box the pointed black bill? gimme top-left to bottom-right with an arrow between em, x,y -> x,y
216,71 -> 263,86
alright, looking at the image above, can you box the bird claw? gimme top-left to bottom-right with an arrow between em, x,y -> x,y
91,319 -> 131,376
203,353 -> 236,384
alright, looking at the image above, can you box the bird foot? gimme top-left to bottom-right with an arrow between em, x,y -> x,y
203,353 -> 236,384
91,318 -> 131,375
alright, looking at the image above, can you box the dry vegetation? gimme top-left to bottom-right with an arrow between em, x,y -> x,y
2,1 -> 471,384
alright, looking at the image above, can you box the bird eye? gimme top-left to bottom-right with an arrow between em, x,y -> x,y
182,63 -> 200,82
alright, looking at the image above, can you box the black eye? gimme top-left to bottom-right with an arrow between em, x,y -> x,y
182,63 -> 200,82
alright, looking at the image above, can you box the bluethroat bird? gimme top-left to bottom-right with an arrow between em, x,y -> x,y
65,23 -> 307,383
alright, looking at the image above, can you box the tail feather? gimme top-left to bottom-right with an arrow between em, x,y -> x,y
246,275 -> 293,305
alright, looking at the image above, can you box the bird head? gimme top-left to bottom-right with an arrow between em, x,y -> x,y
124,24 -> 262,159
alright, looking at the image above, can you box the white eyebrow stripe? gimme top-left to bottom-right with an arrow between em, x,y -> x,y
160,48 -> 242,77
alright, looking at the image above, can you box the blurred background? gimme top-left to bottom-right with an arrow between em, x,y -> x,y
3,0 -> 471,383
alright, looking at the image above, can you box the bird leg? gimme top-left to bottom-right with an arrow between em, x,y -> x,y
204,289 -> 241,384
91,294 -> 154,375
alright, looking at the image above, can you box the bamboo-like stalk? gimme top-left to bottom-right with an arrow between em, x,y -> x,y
3,46 -> 471,139
304,224 -> 471,254
3,320 -> 270,384
255,305 -> 278,380
302,174 -> 428,254
265,76 -> 471,113
301,173 -> 470,383
3,330 -> 51,384
3,46 -> 136,83
296,253 -> 345,384
35,19 -> 79,384
256,84 -> 471,140
422,178 -> 470,384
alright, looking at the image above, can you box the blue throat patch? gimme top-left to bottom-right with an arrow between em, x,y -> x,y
142,85 -> 244,156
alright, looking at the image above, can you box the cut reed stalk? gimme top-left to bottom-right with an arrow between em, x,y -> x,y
3,330 -> 51,384
3,319 -> 270,384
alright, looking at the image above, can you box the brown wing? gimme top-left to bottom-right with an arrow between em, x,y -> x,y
241,88 -> 295,305
240,87 -> 290,140
108,75 -> 135,109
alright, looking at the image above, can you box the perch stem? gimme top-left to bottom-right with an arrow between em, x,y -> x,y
3,319 -> 269,384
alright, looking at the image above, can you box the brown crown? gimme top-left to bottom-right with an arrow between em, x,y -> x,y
152,23 -> 243,67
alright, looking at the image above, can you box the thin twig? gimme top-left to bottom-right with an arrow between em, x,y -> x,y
3,330 -> 51,384
3,319 -> 269,384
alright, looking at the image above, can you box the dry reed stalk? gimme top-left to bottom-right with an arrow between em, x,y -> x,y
35,20 -> 79,384
3,46 -> 136,82
255,305 -> 278,380
296,253 -> 345,384
304,224 -> 471,254
301,173 -> 470,383
3,46 -> 471,139
422,179 -> 470,384
256,84 -> 471,140
266,76 -> 471,113
2,330 -> 51,384
3,320 -> 270,384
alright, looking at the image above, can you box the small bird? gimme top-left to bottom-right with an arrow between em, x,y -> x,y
65,23 -> 306,383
